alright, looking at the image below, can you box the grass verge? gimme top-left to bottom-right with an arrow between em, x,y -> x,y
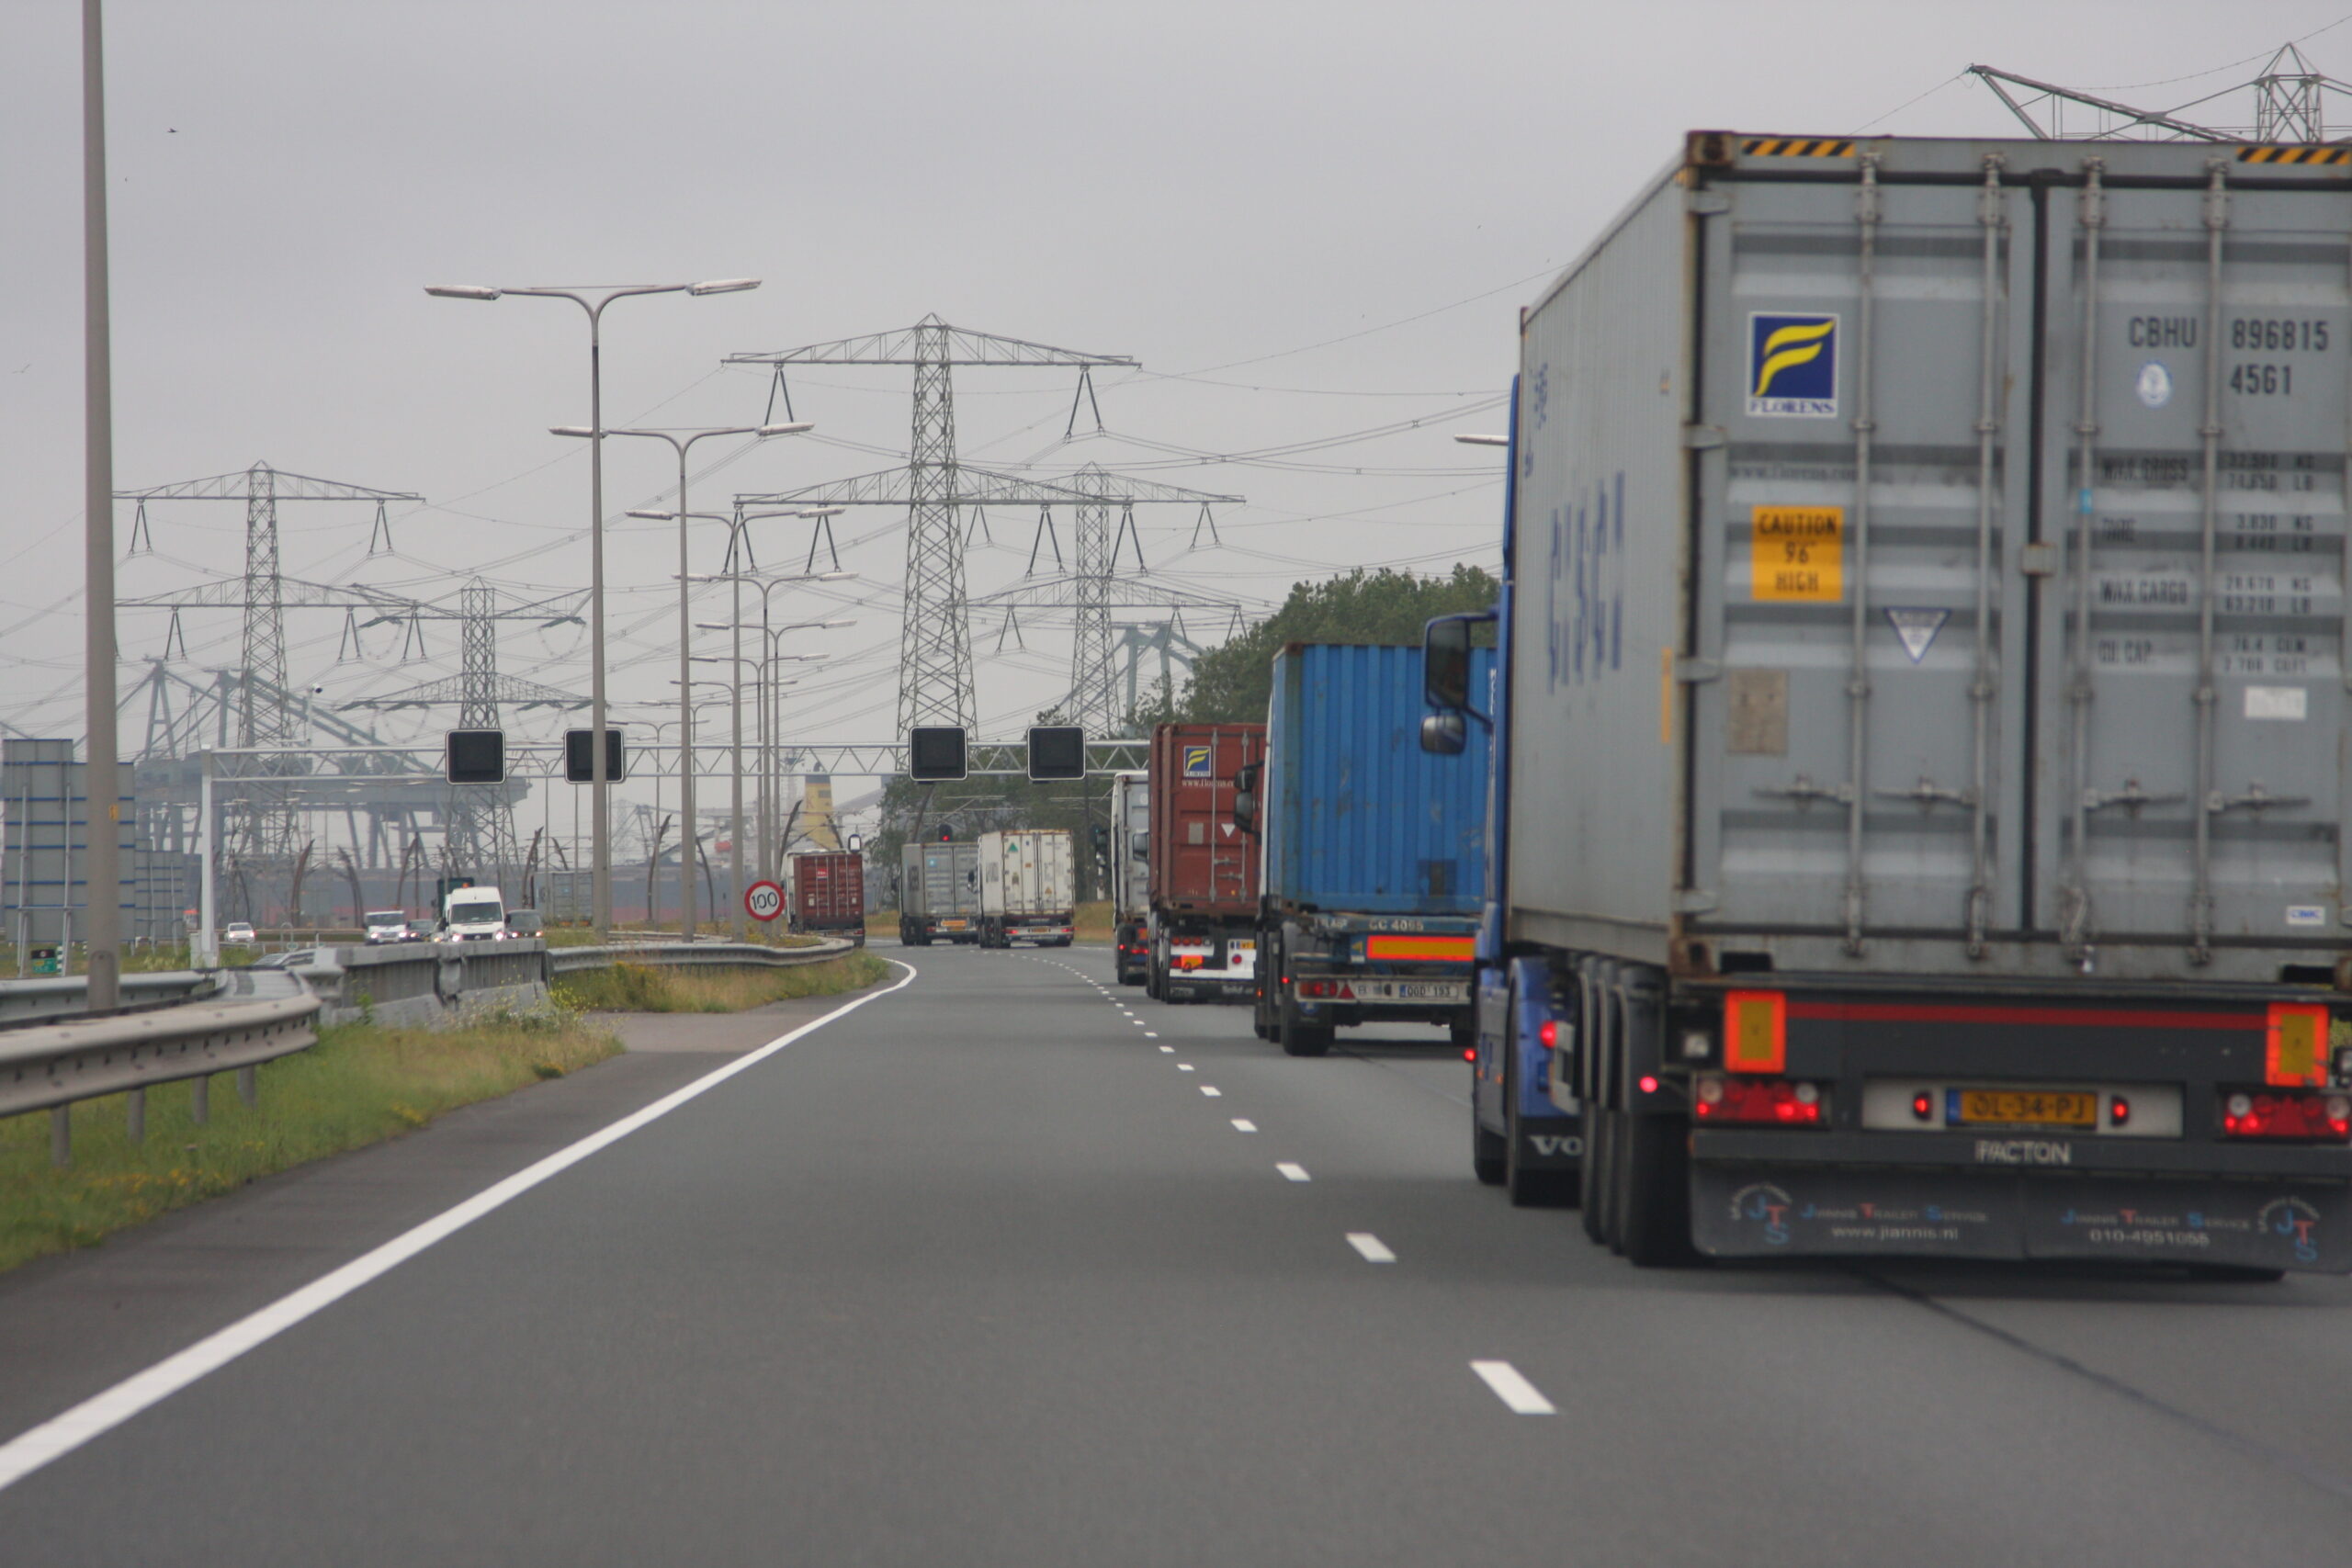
0,1006 -> 622,1276
553,952 -> 890,1012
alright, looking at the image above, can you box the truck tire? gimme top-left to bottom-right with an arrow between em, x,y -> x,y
1617,1111 -> 1697,1268
1282,1021 -> 1333,1057
1473,1107 -> 1507,1186
1581,1106 -> 1613,1247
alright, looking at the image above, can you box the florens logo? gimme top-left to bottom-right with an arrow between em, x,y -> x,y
1747,313 -> 1839,417
1182,744 -> 1213,778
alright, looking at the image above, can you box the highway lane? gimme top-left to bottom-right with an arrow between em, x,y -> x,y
3,941 -> 2350,1565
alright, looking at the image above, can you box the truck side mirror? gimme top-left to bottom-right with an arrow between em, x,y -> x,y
1420,711 -> 1468,756
1232,761 -> 1260,837
1425,615 -> 1473,712
1130,831 -> 1150,856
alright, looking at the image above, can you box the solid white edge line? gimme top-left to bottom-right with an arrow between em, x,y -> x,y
1345,1232 -> 1396,1262
1277,1161 -> 1309,1180
0,958 -> 923,1496
1470,1359 -> 1556,1415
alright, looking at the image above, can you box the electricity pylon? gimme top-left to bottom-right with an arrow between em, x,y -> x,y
726,317 -> 1136,735
115,462 -> 419,868
1971,44 -> 2346,141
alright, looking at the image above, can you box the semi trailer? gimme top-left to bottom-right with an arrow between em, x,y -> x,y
1421,130 -> 2352,1272
898,840 -> 979,946
1110,772 -> 1151,986
1244,643 -> 1489,1056
1145,723 -> 1262,1003
976,829 -> 1076,947
786,850 -> 866,944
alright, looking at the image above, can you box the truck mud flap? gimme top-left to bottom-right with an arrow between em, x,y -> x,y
1691,1166 -> 2352,1274
1515,1126 -> 1582,1168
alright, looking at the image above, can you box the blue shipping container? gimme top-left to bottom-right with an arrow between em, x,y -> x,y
1261,643 -> 1493,916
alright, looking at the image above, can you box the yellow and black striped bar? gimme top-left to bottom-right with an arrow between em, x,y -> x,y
2238,145 -> 2352,165
1740,137 -> 1857,158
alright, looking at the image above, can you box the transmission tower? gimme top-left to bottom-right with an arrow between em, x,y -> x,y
970,463 -> 1242,734
343,578 -> 587,887
726,317 -> 1136,735
1971,44 -> 2349,141
115,463 -> 420,875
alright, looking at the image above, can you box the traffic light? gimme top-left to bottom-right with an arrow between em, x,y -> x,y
935,824 -> 955,843
564,728 -> 628,783
446,729 -> 505,784
1026,725 -> 1086,782
909,726 -> 967,782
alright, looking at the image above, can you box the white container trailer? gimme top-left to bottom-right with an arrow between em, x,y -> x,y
976,829 -> 1075,947
1421,130 -> 2352,1272
1109,773 -> 1150,984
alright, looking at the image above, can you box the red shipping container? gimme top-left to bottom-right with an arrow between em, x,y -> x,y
1148,724 -> 1263,917
786,851 -> 865,934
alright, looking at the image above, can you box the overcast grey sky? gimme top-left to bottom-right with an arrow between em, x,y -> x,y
4,1 -> 2346,825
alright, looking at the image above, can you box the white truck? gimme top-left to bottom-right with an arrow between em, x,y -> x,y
440,884 -> 508,942
1109,773 -> 1150,985
975,829 -> 1075,948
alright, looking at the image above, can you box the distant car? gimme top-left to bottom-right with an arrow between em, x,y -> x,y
504,908 -> 545,937
250,948 -> 316,971
403,919 -> 438,942
364,909 -> 410,944
222,921 -> 256,946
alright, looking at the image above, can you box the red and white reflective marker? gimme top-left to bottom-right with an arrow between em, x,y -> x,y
744,880 -> 785,922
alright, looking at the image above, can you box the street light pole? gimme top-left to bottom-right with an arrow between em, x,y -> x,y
686,556 -> 853,883
82,0 -> 120,1010
424,276 -> 760,939
596,424 -> 806,942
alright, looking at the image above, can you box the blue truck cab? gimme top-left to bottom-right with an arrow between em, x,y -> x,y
1423,382 -> 1583,1206
1240,642 -> 1491,1058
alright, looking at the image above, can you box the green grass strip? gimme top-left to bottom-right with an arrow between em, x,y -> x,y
0,1006 -> 622,1276
552,952 -> 889,1013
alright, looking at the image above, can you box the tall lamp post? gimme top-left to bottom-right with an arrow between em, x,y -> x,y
686,558 -> 854,882
423,276 -> 761,939
691,649 -> 821,934
555,421 -> 808,942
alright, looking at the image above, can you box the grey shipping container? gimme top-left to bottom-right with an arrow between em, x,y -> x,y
1442,131 -> 2352,1274
1513,131 -> 2352,984
899,841 -> 980,945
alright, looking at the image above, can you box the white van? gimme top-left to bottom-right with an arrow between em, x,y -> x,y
441,885 -> 508,942
364,909 -> 409,944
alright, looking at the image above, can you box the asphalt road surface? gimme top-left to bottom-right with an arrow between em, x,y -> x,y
4,941 -> 2351,1565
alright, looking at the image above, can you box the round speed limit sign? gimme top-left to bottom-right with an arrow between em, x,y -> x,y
745,880 -> 785,922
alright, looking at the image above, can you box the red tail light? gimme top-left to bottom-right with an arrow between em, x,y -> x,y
2221,1089 -> 2352,1143
1463,1047 -> 1476,1063
1537,1020 -> 1558,1049
1693,1074 -> 1826,1125
1298,979 -> 1356,1000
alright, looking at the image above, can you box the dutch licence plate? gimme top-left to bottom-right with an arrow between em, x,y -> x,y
1357,980 -> 1469,1002
1952,1089 -> 2096,1130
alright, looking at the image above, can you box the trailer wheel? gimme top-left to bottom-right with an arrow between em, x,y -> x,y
1618,1111 -> 1697,1268
1282,1021 -> 1332,1057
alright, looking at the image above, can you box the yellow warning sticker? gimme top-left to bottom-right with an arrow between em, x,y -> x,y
1751,506 -> 1844,601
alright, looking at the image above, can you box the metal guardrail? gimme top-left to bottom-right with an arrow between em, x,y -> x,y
0,969 -> 322,1165
547,938 -> 853,976
1,937 -> 852,1166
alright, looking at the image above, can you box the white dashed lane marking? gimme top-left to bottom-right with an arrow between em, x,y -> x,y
1177,1064 -> 1194,1072
1231,1119 -> 1259,1133
1345,1233 -> 1395,1263
1277,1162 -> 1310,1181
1200,1086 -> 1223,1098
1470,1361 -> 1556,1415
